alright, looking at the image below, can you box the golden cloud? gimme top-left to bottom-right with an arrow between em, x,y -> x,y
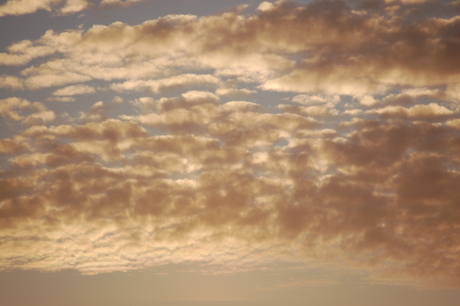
1,0 -> 460,289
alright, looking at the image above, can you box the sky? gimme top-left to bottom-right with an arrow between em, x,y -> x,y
1,0 -> 460,305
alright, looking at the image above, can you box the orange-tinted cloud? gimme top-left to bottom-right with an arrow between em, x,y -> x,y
1,0 -> 460,289
1,88 -> 459,286
0,0 -> 144,17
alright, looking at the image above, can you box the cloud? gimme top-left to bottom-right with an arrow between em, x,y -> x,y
47,96 -> 76,102
1,0 -> 458,94
110,74 -> 219,94
52,84 -> 96,96
59,0 -> 90,14
292,94 -> 341,106
99,0 -> 144,9
278,104 -> 339,117
356,95 -> 378,106
0,39 -> 56,66
0,97 -> 55,125
0,0 -> 61,17
0,75 -> 24,90
1,0 -> 460,289
0,97 -> 30,120
257,1 -> 275,12
216,88 -> 256,97
447,119 -> 460,129
0,0 -> 144,17
369,103 -> 454,118
0,88 -> 459,286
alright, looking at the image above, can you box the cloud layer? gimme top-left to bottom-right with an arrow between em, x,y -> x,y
0,0 -> 144,17
1,0 -> 460,288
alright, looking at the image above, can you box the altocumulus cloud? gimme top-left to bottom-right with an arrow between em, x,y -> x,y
0,0 -> 144,17
0,0 -> 460,288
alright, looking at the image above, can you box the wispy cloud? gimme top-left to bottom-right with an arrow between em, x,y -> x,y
0,0 -> 144,17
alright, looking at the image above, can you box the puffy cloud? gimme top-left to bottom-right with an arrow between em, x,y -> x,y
0,39 -> 56,66
1,0 -> 460,290
0,0 -> 61,17
21,57 -> 93,89
59,0 -> 90,14
1,89 -> 460,286
356,95 -> 378,106
0,97 -> 30,120
1,0 -> 458,94
257,1 -> 275,12
0,97 -> 55,125
21,109 -> 55,126
447,119 -> 460,129
0,75 -> 24,90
